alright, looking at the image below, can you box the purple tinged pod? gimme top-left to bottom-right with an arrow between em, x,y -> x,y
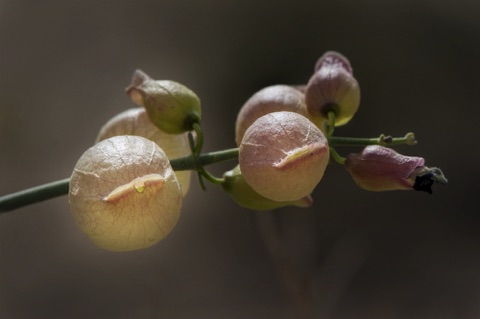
305,51 -> 360,127
239,111 -> 329,202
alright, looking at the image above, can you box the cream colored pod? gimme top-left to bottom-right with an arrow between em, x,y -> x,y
95,107 -> 191,197
69,135 -> 182,252
239,111 -> 329,202
235,85 -> 311,146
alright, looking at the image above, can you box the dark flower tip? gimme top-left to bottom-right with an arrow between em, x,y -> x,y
413,167 -> 448,194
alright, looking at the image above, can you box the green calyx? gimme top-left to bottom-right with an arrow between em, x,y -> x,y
221,165 -> 312,211
126,71 -> 202,134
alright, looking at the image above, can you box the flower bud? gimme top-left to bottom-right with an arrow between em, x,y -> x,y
126,70 -> 201,134
235,85 -> 311,146
221,165 -> 313,210
69,135 -> 182,252
305,51 -> 360,126
345,145 -> 448,193
239,111 -> 329,202
96,107 -> 191,197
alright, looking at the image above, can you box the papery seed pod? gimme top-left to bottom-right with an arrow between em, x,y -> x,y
222,165 -> 313,210
345,145 -> 448,193
239,111 -> 329,202
235,85 -> 312,146
126,70 -> 202,134
305,51 -> 360,127
96,107 -> 191,197
69,135 -> 182,252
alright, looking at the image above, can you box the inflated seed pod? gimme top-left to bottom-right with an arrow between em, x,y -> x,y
69,135 -> 182,252
305,51 -> 360,127
96,107 -> 191,197
126,70 -> 201,134
239,111 -> 329,202
235,85 -> 312,146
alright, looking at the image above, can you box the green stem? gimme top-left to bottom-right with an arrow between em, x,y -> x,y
168,148 -> 239,171
326,111 -> 336,137
329,132 -> 417,147
198,168 -> 225,185
188,122 -> 205,188
0,178 -> 70,213
329,147 -> 346,165
0,131 -> 416,213
192,122 -> 203,156
0,148 -> 239,213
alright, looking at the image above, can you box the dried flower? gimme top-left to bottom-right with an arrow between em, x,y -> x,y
314,50 -> 353,73
345,145 -> 448,193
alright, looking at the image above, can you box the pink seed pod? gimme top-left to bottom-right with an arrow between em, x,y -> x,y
239,111 -> 329,202
235,85 -> 312,146
69,135 -> 182,252
96,107 -> 191,197
345,145 -> 425,191
305,51 -> 360,127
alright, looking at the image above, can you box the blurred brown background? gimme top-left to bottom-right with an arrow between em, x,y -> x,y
0,1 -> 479,318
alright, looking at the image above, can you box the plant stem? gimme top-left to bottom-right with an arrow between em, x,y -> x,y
0,131 -> 416,213
0,178 -> 70,213
328,132 -> 416,147
0,148 -> 239,213
169,147 -> 239,171
325,111 -> 336,137
329,147 -> 346,165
